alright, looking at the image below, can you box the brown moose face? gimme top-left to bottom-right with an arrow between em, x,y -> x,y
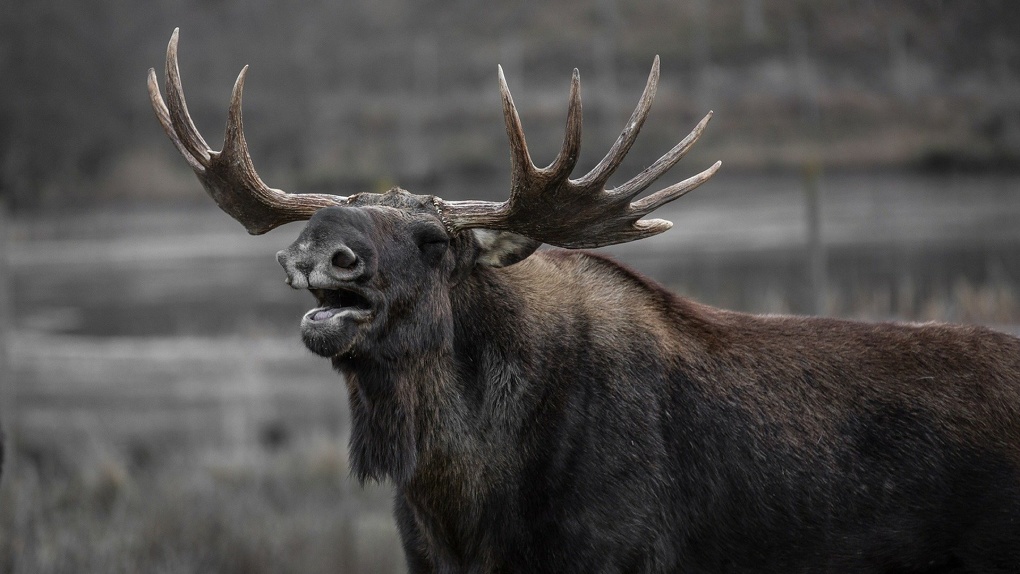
276,191 -> 459,358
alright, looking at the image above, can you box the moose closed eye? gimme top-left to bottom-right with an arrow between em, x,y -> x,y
149,28 -> 1020,574
413,225 -> 450,263
415,227 -> 448,249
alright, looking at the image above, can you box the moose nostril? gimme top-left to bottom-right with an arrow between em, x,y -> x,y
331,246 -> 358,269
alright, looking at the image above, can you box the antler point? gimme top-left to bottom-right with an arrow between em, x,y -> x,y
636,218 -> 672,232
235,65 -> 249,88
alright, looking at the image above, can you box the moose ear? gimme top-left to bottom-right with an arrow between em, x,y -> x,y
472,229 -> 541,268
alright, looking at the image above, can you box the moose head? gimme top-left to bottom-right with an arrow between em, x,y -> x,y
148,29 -> 718,365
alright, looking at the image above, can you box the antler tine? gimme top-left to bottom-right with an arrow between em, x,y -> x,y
610,111 -> 713,201
576,56 -> 660,188
498,65 -> 537,182
630,160 -> 722,216
149,29 -> 348,235
148,69 -> 205,172
221,64 -> 268,193
164,28 -> 211,166
543,69 -> 583,179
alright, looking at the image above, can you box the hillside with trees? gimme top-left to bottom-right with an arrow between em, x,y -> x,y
1,0 -> 1017,211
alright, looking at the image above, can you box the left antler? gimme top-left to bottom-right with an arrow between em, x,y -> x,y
434,56 -> 720,248
148,28 -> 348,234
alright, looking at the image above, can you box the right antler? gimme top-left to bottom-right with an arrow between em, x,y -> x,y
148,29 -> 349,235
434,56 -> 720,249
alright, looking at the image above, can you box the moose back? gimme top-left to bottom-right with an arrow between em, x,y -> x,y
150,29 -> 1020,573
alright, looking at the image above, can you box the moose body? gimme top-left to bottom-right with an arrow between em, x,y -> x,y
150,30 -> 1020,572
294,206 -> 1020,573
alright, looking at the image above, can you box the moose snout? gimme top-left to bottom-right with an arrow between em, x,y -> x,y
277,241 -> 366,290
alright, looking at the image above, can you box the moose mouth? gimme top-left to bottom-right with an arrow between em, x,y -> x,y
305,287 -> 374,322
300,286 -> 376,357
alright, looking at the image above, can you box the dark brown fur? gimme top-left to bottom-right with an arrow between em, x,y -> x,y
274,194 -> 1020,573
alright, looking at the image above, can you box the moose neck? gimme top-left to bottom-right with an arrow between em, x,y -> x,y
331,296 -> 480,487
330,262 -> 541,490
336,355 -> 424,484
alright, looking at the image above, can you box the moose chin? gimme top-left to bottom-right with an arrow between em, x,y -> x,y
150,28 -> 1020,574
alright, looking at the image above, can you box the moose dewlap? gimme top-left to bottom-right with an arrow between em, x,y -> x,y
150,29 -> 1020,573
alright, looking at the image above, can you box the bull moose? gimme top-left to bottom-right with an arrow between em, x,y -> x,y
149,29 -> 1020,573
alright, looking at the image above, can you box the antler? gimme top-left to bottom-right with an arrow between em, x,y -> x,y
434,56 -> 720,249
147,29 -> 348,234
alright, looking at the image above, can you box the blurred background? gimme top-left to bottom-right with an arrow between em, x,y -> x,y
1,0 -> 1018,571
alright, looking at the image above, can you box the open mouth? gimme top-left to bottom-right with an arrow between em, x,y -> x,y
305,287 -> 374,322
299,286 -> 375,358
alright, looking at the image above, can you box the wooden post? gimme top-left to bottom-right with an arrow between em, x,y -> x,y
0,199 -> 14,476
691,0 -> 712,112
803,162 -> 827,315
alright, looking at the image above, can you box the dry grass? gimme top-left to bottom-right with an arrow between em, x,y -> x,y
0,437 -> 404,574
833,277 -> 1020,325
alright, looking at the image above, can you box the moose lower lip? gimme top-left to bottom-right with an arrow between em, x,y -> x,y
304,306 -> 373,323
